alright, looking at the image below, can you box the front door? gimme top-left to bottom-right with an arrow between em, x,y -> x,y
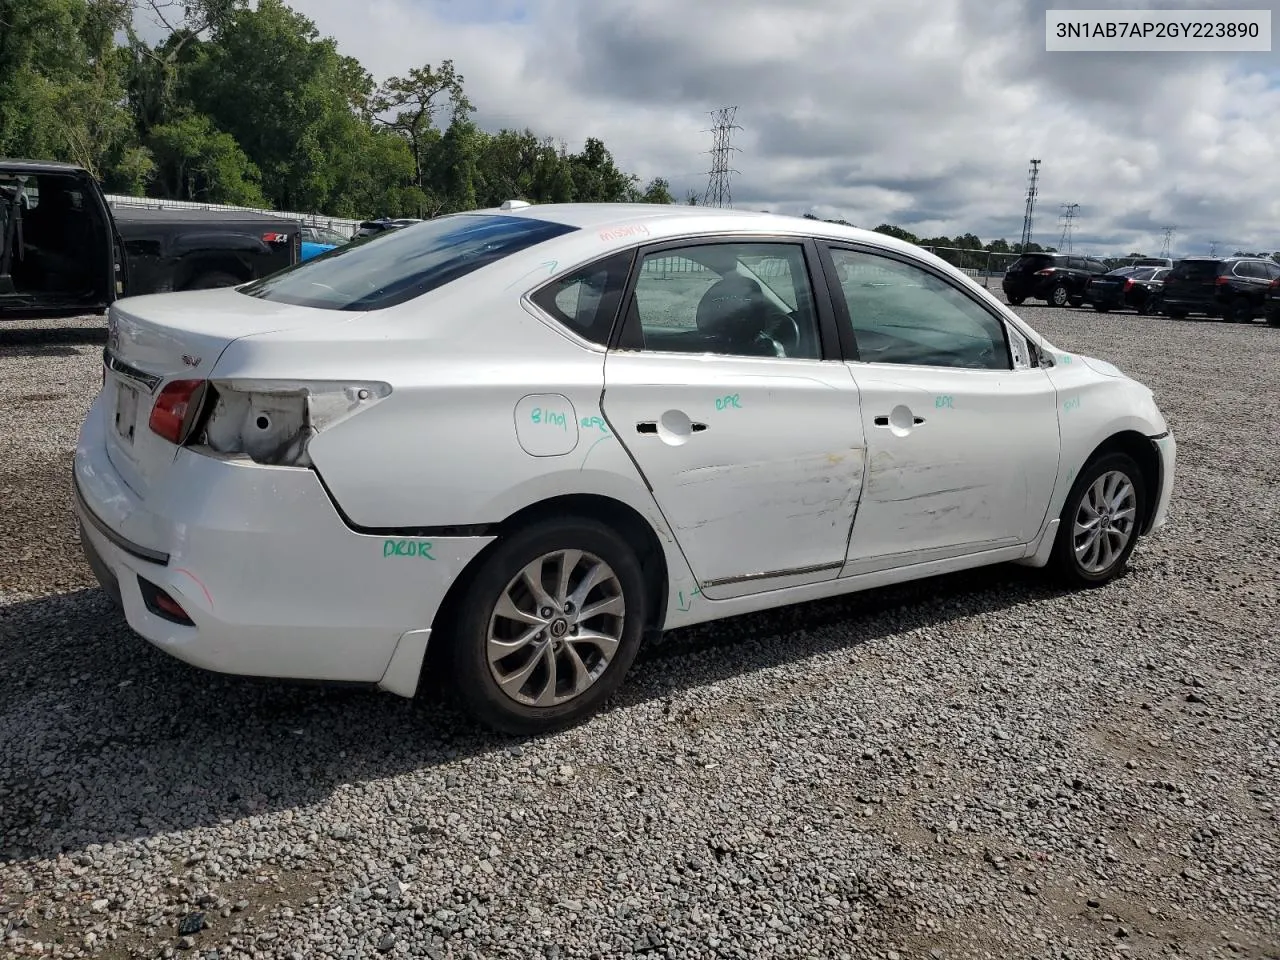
820,243 -> 1061,575
602,238 -> 865,599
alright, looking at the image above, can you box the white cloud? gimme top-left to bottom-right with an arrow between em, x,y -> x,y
282,0 -> 1279,255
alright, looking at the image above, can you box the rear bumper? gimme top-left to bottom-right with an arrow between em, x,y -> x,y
1085,286 -> 1128,307
73,394 -> 493,694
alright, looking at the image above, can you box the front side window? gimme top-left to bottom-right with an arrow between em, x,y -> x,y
828,247 -> 1011,370
241,213 -> 577,311
529,250 -> 634,346
624,242 -> 823,359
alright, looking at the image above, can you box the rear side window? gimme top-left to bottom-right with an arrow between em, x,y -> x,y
240,213 -> 577,311
529,250 -> 634,346
1008,255 -> 1052,272
1172,260 -> 1222,280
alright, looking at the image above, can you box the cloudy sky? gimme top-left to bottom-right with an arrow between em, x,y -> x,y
158,0 -> 1280,256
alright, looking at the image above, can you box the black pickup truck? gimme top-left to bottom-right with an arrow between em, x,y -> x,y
1,159 -> 301,320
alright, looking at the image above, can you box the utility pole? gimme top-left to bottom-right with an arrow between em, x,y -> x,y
1159,226 -> 1176,258
1019,159 -> 1041,251
701,107 -> 742,208
1058,202 -> 1079,253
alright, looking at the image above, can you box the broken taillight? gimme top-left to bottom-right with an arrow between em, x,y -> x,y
188,379 -> 391,467
148,379 -> 207,445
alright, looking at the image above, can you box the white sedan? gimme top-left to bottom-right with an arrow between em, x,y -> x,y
74,203 -> 1176,734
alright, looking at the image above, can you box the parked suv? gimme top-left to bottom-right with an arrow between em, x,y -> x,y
1264,274 -> 1280,327
1160,256 -> 1280,322
1002,252 -> 1110,307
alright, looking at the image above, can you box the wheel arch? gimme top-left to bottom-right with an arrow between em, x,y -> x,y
425,492 -> 674,683
1079,429 -> 1163,535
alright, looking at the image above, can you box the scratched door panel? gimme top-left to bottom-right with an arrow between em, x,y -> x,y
843,365 -> 1060,575
601,352 -> 865,599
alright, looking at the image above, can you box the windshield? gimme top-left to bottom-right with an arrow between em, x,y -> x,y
240,213 -> 577,311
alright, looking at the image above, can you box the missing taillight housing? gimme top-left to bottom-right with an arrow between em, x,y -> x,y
148,379 -> 208,445
189,379 -> 391,467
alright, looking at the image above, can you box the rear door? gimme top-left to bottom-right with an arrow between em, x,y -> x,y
601,237 -> 865,600
818,242 -> 1061,574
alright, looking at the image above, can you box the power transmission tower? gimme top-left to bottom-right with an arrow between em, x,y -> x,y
701,107 -> 742,208
1058,203 -> 1079,252
1019,159 -> 1041,251
1159,226 -> 1176,258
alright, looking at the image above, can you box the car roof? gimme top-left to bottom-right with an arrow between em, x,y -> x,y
0,159 -> 89,176
464,202 -> 941,259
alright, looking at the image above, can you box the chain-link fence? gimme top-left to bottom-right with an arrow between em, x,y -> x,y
103,194 -> 362,238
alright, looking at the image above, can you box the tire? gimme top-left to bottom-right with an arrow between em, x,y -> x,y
1093,304 -> 1110,313
1166,308 -> 1187,320
1007,295 -> 1025,306
1222,298 -> 1254,324
1050,451 -> 1147,588
1068,294 -> 1085,308
184,270 -> 242,291
1267,311 -> 1280,328
446,517 -> 649,735
1049,283 -> 1069,308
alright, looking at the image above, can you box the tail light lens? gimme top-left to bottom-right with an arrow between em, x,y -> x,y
1215,276 -> 1231,286
1035,268 -> 1056,276
1270,278 -> 1280,290
1123,279 -> 1134,291
148,379 -> 207,445
188,379 -> 391,467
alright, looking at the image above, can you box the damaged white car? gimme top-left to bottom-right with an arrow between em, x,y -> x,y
74,203 -> 1176,734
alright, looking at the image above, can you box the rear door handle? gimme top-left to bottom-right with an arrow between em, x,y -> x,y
636,421 -> 708,434
873,415 -> 926,427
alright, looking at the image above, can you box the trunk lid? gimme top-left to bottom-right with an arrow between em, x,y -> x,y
102,287 -> 352,498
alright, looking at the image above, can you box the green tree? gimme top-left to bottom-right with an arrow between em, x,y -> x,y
636,177 -> 674,204
568,138 -> 638,202
146,112 -> 264,204
0,0 -> 134,176
182,0 -> 377,211
371,60 -> 472,209
873,224 -> 919,245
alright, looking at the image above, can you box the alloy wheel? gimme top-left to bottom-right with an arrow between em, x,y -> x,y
1072,470 -> 1138,574
486,550 -> 626,707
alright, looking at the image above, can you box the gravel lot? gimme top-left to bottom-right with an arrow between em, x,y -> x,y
2,299 -> 1278,960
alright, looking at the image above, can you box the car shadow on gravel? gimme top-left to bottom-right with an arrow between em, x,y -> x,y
0,565 -> 1070,863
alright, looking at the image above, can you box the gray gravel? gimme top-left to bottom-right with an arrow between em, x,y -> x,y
2,301 -> 1278,960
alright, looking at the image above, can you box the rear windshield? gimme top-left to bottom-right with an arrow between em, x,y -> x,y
1008,254 -> 1053,272
1171,260 -> 1222,280
240,213 -> 577,311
